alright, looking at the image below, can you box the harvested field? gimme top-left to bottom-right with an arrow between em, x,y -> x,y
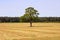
0,23 -> 60,40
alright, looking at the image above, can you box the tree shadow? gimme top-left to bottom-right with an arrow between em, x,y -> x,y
29,25 -> 53,27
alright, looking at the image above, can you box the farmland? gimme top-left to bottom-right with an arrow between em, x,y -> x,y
0,23 -> 60,40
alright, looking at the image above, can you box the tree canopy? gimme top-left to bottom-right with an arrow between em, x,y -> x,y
21,7 -> 39,27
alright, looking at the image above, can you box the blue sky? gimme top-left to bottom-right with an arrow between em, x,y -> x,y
0,0 -> 60,17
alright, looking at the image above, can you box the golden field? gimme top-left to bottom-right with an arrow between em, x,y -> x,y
0,23 -> 60,40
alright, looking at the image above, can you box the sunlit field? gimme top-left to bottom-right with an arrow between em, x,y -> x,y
0,23 -> 60,40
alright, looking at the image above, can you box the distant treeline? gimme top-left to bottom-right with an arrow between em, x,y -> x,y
0,17 -> 20,22
0,17 -> 60,22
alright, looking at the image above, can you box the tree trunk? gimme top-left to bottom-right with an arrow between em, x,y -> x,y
30,21 -> 32,27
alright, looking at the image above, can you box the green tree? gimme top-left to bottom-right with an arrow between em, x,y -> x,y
21,7 -> 39,27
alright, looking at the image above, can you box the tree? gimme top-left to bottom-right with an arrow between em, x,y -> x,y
21,7 -> 39,27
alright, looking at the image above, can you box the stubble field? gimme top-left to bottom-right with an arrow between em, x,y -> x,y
0,23 -> 60,40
